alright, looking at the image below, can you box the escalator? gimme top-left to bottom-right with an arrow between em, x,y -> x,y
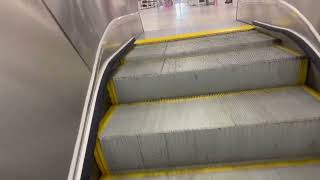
93,25 -> 320,180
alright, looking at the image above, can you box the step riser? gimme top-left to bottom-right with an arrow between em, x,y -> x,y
102,119 -> 320,172
113,59 -> 304,103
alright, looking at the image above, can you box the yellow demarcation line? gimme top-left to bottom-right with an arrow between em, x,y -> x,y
303,86 -> 320,101
100,158 -> 320,180
97,106 -> 117,141
299,59 -> 308,85
97,86 -> 320,179
94,106 -> 118,176
126,86 -> 296,106
273,45 -> 302,57
107,80 -> 119,105
273,45 -> 308,85
120,58 -> 126,65
95,140 -> 109,175
135,25 -> 256,45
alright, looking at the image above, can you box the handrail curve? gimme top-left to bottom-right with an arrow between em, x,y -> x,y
236,0 -> 320,61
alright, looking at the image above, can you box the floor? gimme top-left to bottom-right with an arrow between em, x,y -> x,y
139,0 -> 239,39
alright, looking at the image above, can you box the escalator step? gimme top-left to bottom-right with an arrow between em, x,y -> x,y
125,30 -> 278,63
110,45 -> 306,104
97,86 -> 320,173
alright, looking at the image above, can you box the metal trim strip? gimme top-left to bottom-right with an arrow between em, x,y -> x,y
107,80 -> 119,105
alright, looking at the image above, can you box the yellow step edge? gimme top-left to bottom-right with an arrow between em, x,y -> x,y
299,58 -> 308,85
100,158 -> 320,180
303,86 -> 320,101
120,58 -> 126,65
95,106 -> 118,176
107,80 -> 119,105
273,45 -> 303,57
94,140 -> 109,175
135,25 -> 256,45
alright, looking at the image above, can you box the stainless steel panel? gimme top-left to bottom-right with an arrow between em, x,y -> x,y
43,0 -> 141,69
68,11 -> 143,180
237,0 -> 320,66
0,1 -> 90,180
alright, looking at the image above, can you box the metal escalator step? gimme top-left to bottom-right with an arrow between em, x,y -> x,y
98,86 -> 320,173
126,30 -> 278,63
111,46 -> 306,104
100,160 -> 320,180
